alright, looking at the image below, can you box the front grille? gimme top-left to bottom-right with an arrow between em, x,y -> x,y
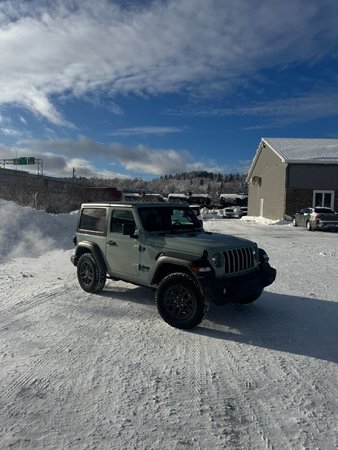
223,246 -> 256,275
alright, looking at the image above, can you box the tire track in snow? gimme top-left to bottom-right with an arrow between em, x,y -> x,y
191,335 -> 246,449
199,331 -> 294,450
201,324 -> 337,450
272,355 -> 338,448
0,285 -> 71,330
0,283 -> 152,447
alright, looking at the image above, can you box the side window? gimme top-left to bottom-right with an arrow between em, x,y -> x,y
111,209 -> 135,233
139,209 -> 163,231
79,208 -> 107,232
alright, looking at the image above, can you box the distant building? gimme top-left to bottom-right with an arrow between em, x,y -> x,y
143,193 -> 165,202
123,192 -> 142,201
247,138 -> 338,220
219,193 -> 247,207
189,193 -> 212,207
167,193 -> 190,203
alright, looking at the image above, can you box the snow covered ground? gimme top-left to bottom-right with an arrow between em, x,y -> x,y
0,200 -> 337,449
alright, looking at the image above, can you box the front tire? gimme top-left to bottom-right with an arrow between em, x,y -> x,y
306,220 -> 312,231
292,218 -> 297,227
77,253 -> 106,293
155,273 -> 208,329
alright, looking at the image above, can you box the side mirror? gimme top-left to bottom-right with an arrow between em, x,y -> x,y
122,222 -> 136,237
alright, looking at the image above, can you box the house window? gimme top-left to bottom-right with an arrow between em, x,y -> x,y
313,190 -> 334,209
251,176 -> 262,186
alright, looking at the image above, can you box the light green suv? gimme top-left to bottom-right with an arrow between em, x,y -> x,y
71,202 -> 276,329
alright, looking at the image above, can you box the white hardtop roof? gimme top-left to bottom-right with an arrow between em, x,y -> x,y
247,137 -> 338,180
168,193 -> 189,197
81,201 -> 189,208
220,193 -> 247,198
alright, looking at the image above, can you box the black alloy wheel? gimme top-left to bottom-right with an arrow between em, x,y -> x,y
155,273 -> 208,329
77,253 -> 106,293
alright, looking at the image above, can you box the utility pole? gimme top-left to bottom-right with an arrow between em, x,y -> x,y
9,147 -> 18,171
72,167 -> 76,199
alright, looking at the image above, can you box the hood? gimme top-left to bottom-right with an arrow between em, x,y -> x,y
147,231 -> 256,257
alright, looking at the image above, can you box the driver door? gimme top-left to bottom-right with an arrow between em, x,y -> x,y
105,208 -> 140,279
299,208 -> 310,227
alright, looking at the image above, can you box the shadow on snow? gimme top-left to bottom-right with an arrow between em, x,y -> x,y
197,292 -> 338,364
100,286 -> 338,364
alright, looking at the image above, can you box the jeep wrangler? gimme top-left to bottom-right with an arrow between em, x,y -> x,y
71,202 -> 276,329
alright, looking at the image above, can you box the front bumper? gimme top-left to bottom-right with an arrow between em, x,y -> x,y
197,262 -> 277,305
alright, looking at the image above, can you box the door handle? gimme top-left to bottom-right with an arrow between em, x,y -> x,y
133,244 -> 145,252
107,240 -> 117,246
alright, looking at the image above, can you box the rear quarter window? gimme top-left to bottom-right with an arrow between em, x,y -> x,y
79,208 -> 107,232
314,208 -> 335,214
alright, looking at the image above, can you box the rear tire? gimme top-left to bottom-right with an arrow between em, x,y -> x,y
237,289 -> 263,304
155,273 -> 208,329
77,253 -> 106,293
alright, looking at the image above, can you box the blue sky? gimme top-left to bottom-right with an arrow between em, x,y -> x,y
1,0 -> 338,179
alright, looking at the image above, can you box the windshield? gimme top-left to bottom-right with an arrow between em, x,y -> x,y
139,206 -> 202,232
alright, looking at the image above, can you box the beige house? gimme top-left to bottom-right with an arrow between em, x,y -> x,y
246,138 -> 338,220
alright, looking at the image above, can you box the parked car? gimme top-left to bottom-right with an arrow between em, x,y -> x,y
189,204 -> 202,221
292,207 -> 338,231
220,206 -> 243,219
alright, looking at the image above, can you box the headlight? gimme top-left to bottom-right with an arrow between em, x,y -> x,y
211,252 -> 222,267
253,245 -> 258,260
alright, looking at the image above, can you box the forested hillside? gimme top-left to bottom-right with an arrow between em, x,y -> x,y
1,169 -> 247,212
78,171 -> 248,200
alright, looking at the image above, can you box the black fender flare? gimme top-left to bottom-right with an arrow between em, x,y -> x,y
74,241 -> 107,273
150,254 -> 211,286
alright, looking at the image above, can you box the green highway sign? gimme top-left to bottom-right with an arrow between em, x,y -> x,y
13,157 -> 36,165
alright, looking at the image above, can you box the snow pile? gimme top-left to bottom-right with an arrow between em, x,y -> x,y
200,207 -> 291,225
0,200 -> 77,262
240,216 -> 292,226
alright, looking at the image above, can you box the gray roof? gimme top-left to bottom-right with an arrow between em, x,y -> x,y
262,137 -> 338,162
247,137 -> 338,181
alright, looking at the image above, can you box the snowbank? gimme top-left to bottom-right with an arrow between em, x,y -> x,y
0,200 -> 77,261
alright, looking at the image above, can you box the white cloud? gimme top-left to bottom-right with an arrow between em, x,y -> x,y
110,126 -> 187,136
18,135 -> 239,176
110,143 -> 192,175
1,0 -> 337,124
1,127 -> 21,137
170,89 -> 338,127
